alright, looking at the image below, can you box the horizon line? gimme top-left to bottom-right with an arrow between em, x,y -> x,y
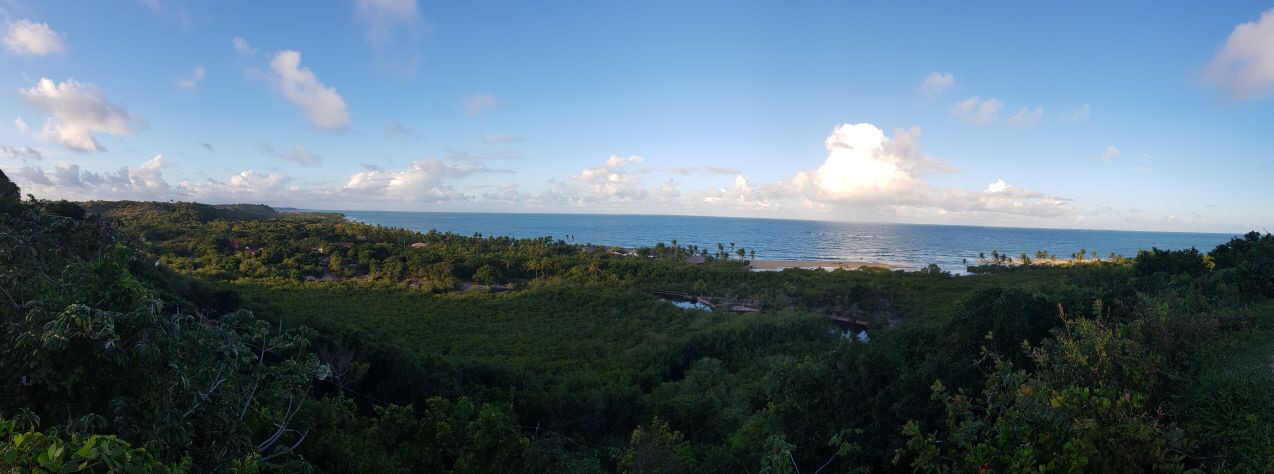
286,206 -> 1246,237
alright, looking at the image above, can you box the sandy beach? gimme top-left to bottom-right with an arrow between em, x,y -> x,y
747,260 -> 897,271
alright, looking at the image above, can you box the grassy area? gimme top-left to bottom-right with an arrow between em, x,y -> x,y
1170,300 -> 1274,471
234,282 -> 839,386
239,284 -> 711,372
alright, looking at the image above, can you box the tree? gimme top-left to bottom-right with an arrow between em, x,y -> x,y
328,253 -> 345,275
1133,247 -> 1211,278
0,169 -> 21,214
617,418 -> 692,474
473,264 -> 501,285
0,421 -> 189,473
898,314 -> 1191,473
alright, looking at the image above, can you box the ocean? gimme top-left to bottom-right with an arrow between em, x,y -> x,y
335,210 -> 1238,272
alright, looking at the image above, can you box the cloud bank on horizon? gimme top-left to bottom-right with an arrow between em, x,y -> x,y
1,1 -> 1272,233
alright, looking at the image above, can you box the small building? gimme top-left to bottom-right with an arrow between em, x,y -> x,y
410,242 -> 428,248
684,255 -> 706,265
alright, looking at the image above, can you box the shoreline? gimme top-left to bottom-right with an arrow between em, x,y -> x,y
747,259 -> 898,271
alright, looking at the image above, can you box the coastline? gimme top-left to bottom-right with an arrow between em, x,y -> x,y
747,259 -> 897,271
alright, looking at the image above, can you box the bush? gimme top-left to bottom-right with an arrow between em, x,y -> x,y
1133,247 -> 1212,279
1208,232 -> 1274,298
947,288 -> 1059,367
1176,368 -> 1274,472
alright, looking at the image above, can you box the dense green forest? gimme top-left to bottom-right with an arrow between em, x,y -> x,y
3,169 -> 1274,472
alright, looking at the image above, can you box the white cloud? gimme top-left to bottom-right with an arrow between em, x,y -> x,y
464,93 -> 502,116
951,96 -> 1002,124
258,144 -> 322,167
18,78 -> 142,152
353,0 -> 420,47
12,154 -> 490,206
268,50 -> 351,131
932,183 -> 1074,221
1063,104 -> 1090,122
13,154 -> 172,200
703,124 -> 1076,222
657,179 -> 681,199
14,166 -> 53,185
138,0 -> 161,12
571,155 -> 649,201
176,65 -> 205,90
1100,145 -> 1120,161
776,123 -> 925,203
810,124 -> 918,199
232,36 -> 257,57
180,170 -> 296,204
919,72 -> 954,97
343,158 -> 476,202
351,0 -> 424,76
705,166 -> 741,175
4,19 -> 65,56
1007,106 -> 1044,126
1204,8 -> 1274,101
8,120 -> 1188,229
984,179 -> 1010,193
0,145 -> 41,159
665,166 -> 741,176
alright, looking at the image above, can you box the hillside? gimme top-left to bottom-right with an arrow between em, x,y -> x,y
79,200 -> 283,222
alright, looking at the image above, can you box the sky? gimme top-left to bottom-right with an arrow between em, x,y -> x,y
1,0 -> 1273,233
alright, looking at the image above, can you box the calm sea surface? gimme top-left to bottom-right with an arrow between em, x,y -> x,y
334,211 -> 1237,272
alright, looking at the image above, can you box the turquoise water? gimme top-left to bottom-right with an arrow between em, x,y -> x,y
335,210 -> 1238,272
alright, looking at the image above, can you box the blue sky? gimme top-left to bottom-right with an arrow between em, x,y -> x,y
1,0 -> 1272,232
